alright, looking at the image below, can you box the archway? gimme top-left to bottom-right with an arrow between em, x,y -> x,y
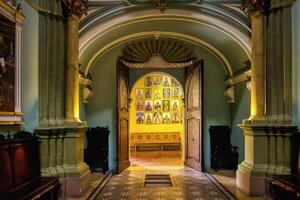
129,72 -> 185,168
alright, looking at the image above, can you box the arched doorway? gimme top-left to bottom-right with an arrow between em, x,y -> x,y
116,55 -> 204,173
129,72 -> 185,168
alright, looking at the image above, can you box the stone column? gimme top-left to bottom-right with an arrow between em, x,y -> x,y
237,0 -> 298,196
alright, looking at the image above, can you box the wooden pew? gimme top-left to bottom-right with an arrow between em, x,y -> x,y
0,132 -> 59,200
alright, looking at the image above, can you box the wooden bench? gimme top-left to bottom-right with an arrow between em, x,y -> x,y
0,132 -> 59,200
130,132 -> 181,151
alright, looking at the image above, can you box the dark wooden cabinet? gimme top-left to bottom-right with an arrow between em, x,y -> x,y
0,132 -> 59,200
209,125 -> 239,171
85,127 -> 110,172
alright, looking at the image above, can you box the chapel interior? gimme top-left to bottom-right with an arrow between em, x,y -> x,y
0,0 -> 300,199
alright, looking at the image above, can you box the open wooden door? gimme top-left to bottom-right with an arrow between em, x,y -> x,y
185,60 -> 204,171
117,59 -> 130,173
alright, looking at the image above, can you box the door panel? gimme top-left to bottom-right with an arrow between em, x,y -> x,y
117,59 -> 130,173
185,60 -> 203,171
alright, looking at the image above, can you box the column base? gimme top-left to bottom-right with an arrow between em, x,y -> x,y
59,169 -> 91,197
236,169 -> 266,196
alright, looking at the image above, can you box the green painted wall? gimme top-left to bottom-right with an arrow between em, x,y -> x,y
19,1 -> 39,132
85,44 -> 231,170
230,83 -> 250,163
86,48 -> 120,171
292,1 -> 300,127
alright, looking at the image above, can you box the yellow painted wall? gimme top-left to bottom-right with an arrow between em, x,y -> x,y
129,72 -> 184,151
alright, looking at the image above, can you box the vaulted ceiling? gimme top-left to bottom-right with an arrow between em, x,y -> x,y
79,0 -> 251,79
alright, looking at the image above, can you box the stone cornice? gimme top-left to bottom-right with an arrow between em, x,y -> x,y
241,0 -> 270,16
64,0 -> 88,18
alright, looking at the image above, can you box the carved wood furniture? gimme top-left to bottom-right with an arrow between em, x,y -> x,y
130,132 -> 181,151
270,132 -> 300,199
85,127 -> 110,172
209,125 -> 239,171
0,131 -> 59,200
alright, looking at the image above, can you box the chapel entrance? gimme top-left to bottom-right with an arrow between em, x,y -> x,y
117,59 -> 204,173
129,72 -> 185,168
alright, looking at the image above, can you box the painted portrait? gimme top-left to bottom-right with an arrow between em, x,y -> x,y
162,76 -> 170,87
145,113 -> 153,124
163,88 -> 170,99
153,100 -> 161,111
145,88 -> 152,99
171,100 -> 179,111
162,112 -> 171,124
153,89 -> 161,99
162,100 -> 170,111
153,76 -> 161,86
0,17 -> 15,112
172,79 -> 179,87
171,88 -> 180,98
154,112 -> 162,124
171,112 -> 180,123
136,112 -> 144,124
145,100 -> 153,111
136,89 -> 144,100
136,101 -> 144,111
144,76 -> 152,87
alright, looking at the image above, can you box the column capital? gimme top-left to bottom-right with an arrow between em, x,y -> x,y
63,0 -> 88,18
241,0 -> 270,16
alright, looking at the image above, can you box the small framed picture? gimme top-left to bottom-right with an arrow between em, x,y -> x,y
145,113 -> 153,124
171,112 -> 180,123
162,100 -> 170,111
145,100 -> 153,111
172,79 -> 179,87
153,112 -> 162,124
145,88 -> 152,99
136,112 -> 144,124
153,76 -> 161,86
162,76 -> 170,87
171,88 -> 180,98
163,88 -> 170,99
144,76 -> 152,87
162,113 -> 171,124
153,89 -> 161,99
136,101 -> 144,111
153,100 -> 162,111
171,100 -> 179,111
136,89 -> 144,100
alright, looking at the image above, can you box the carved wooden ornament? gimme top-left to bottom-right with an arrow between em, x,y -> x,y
63,0 -> 88,18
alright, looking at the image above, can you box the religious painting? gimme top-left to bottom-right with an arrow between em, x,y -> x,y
153,76 -> 161,86
162,76 -> 170,87
171,88 -> 180,98
145,88 -> 151,99
163,88 -> 170,99
144,76 -> 152,87
145,100 -> 153,111
145,113 -> 153,124
153,89 -> 161,99
136,101 -> 144,111
171,100 -> 179,111
162,100 -> 170,111
136,89 -> 144,100
154,112 -> 162,124
162,112 -> 171,124
171,112 -> 180,123
153,100 -> 161,111
0,15 -> 15,112
136,112 -> 144,124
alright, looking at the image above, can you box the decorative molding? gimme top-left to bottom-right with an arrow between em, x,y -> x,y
241,0 -> 270,16
25,0 -> 64,18
225,69 -> 251,86
149,0 -> 167,12
224,86 -> 235,104
79,73 -> 93,104
121,38 -> 196,64
63,0 -> 88,18
121,57 -> 194,68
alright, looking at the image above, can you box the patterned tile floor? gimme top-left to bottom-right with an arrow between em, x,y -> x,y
95,167 -> 230,200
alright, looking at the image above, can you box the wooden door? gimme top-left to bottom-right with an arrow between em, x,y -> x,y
185,60 -> 203,171
117,59 -> 130,173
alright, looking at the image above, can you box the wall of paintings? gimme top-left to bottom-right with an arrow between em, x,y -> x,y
133,73 -> 183,125
129,72 -> 184,148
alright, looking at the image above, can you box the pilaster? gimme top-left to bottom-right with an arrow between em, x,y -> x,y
237,0 -> 297,196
